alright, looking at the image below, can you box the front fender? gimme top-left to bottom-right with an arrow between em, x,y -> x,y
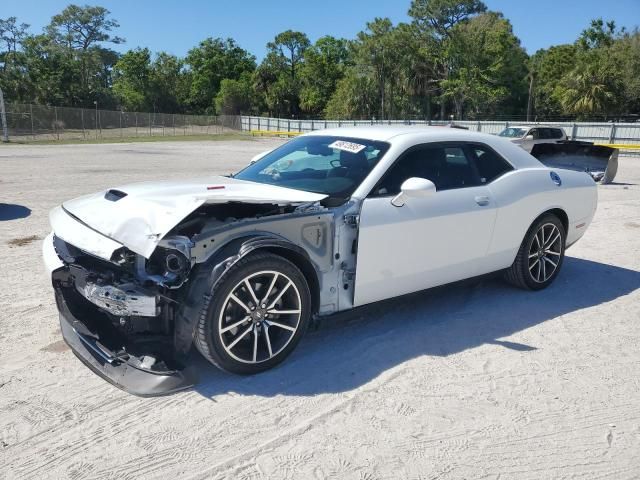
173,233 -> 318,355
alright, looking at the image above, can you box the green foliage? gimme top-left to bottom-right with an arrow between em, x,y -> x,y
0,16 -> 29,59
113,49 -> 187,113
0,17 -> 31,101
19,34 -> 83,106
150,52 -> 186,113
614,30 -> 640,114
443,12 -> 528,118
577,18 -> 619,50
408,0 -> 492,119
0,5 -> 123,108
557,65 -> 618,117
215,74 -> 254,114
555,50 -> 623,118
354,17 -> 397,119
342,18 -> 426,119
256,30 -> 311,116
529,45 -> 577,116
45,4 -> 123,108
185,38 -> 256,113
47,4 -> 124,51
325,70 -> 378,119
299,36 -> 351,114
533,21 -> 635,120
112,48 -> 151,111
1,2 -> 639,121
267,30 -> 310,79
409,0 -> 487,38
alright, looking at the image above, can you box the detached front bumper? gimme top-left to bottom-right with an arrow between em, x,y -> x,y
52,267 -> 195,396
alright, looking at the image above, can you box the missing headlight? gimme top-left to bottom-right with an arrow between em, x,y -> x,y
165,252 -> 189,274
139,236 -> 194,289
146,247 -> 191,288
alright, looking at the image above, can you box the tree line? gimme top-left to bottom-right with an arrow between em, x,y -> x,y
1,1 -> 638,120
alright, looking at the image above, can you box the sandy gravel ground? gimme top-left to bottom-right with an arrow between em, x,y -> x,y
0,140 -> 639,480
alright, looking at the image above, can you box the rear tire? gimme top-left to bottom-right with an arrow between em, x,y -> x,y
195,252 -> 311,374
504,214 -> 566,290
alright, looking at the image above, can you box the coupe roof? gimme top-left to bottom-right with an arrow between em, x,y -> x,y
304,125 -> 494,143
304,125 -> 543,170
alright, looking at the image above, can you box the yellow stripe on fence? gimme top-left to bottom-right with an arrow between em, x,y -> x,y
250,130 -> 302,138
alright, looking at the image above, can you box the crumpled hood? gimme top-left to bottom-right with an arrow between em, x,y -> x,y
61,175 -> 326,258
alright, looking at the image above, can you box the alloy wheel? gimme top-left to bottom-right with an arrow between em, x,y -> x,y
218,270 -> 302,364
528,222 -> 562,283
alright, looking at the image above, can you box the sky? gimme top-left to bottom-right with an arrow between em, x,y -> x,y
4,0 -> 639,59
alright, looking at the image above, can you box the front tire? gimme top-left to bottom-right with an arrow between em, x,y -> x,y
195,252 -> 311,374
504,214 -> 566,290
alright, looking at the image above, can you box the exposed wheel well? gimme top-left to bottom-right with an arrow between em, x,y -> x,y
261,246 -> 320,316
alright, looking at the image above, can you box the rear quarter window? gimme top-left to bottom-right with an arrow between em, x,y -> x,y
468,144 -> 514,184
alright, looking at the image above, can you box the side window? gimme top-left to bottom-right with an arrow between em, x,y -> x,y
468,144 -> 513,184
440,147 -> 481,189
372,144 -> 481,196
553,128 -> 565,139
529,128 -> 539,139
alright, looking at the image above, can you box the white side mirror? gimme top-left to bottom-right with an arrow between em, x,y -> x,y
524,134 -> 534,141
391,177 -> 436,207
250,149 -> 272,164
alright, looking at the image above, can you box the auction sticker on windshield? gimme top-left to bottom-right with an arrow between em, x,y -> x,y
329,140 -> 366,154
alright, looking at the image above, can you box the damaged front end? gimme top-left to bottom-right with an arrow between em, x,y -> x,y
51,235 -> 196,396
531,141 -> 619,184
45,176 -> 338,396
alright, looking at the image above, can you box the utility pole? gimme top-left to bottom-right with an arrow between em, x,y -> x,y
94,100 -> 98,139
526,72 -> 536,122
0,87 -> 8,142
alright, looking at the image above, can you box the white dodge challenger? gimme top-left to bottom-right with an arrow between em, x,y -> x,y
43,126 -> 597,395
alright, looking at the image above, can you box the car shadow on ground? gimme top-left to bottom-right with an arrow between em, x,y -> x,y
191,256 -> 640,399
0,203 -> 31,221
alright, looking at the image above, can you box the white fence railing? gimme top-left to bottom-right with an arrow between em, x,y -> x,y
241,116 -> 640,145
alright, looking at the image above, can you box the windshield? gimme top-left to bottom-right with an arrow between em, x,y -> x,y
235,135 -> 390,202
498,127 -> 528,138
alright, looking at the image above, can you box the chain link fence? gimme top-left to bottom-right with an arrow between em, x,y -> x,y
1,103 -> 242,142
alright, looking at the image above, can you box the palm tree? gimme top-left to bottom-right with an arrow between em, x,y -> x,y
558,62 -> 618,118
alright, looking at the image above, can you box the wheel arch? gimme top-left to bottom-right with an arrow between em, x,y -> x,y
501,206 -> 570,276
174,233 -> 321,355
213,233 -> 321,300
258,245 -> 320,317
535,207 -> 568,235
518,207 -> 568,253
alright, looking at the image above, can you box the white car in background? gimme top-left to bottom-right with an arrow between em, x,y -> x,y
498,126 -> 567,152
43,126 -> 597,395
